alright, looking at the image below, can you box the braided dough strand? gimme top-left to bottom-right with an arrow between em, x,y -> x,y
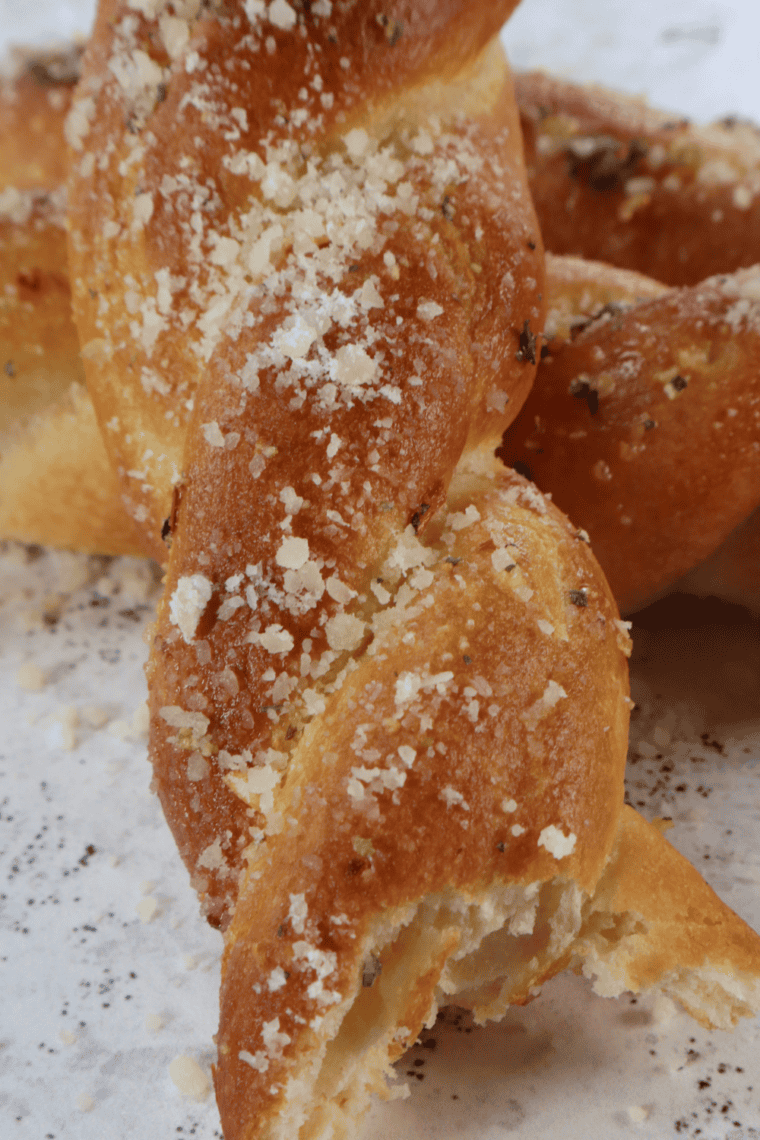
516,70 -> 760,287
84,5 -> 551,926
501,256 -> 760,613
64,10 -> 760,1140
67,0 -> 533,558
213,463 -> 632,1139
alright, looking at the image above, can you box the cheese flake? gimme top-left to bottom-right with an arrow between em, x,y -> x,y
169,574 -> 213,644
268,0 -> 297,29
325,613 -> 365,651
537,824 -> 577,860
276,536 -> 310,570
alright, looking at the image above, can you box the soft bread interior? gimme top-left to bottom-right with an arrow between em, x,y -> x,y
571,805 -> 760,1029
277,878 -> 586,1140
259,807 -> 760,1140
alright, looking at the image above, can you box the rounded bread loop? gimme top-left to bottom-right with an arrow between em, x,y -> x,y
516,69 -> 760,287
501,257 -> 760,613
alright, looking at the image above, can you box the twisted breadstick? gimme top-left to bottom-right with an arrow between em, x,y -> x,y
66,6 -> 760,1137
501,255 -> 760,613
0,47 -> 143,555
508,72 -> 760,613
67,0 -> 540,561
516,70 -> 760,286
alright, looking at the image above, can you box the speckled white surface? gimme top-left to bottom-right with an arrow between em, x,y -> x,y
1,2 -> 760,1139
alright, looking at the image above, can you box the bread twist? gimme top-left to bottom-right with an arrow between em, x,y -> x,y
500,254 -> 760,613
516,69 -> 760,287
65,8 -> 760,1137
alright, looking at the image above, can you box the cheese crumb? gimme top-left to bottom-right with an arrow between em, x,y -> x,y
537,824 -> 577,859
491,548 -> 516,572
326,433 -> 342,458
289,893 -> 308,933
268,967 -> 288,992
239,1049 -> 269,1072
325,576 -> 355,604
273,315 -> 316,360
325,613 -> 365,651
169,575 -> 213,643
268,0 -> 297,30
55,706 -> 79,751
276,536 -> 310,570
137,897 -> 159,923
258,624 -> 295,654
440,786 -> 469,810
344,128 -> 369,158
449,505 -> 481,531
202,421 -> 226,448
332,344 -> 377,391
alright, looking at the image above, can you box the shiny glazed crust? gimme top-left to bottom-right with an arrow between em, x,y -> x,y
211,464 -> 632,1138
501,257 -> 760,613
67,0 -> 537,559
517,70 -> 760,287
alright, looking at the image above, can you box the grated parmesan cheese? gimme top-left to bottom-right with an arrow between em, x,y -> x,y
537,824 -> 577,860
168,574 -> 213,644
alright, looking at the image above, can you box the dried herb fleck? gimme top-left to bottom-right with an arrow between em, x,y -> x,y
569,588 -> 589,607
410,503 -> 431,532
515,320 -> 537,365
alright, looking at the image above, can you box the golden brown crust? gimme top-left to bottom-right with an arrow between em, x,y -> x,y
517,70 -> 760,287
213,466 -> 631,1138
500,259 -> 760,613
678,504 -> 760,612
0,49 -> 144,557
0,382 -> 145,556
540,251 -> 667,343
67,0 -> 531,558
0,204 -> 75,437
69,1 -> 546,924
578,806 -> 760,1028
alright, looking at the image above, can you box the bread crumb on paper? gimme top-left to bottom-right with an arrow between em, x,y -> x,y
169,1055 -> 211,1102
137,896 -> 159,923
16,662 -> 45,691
